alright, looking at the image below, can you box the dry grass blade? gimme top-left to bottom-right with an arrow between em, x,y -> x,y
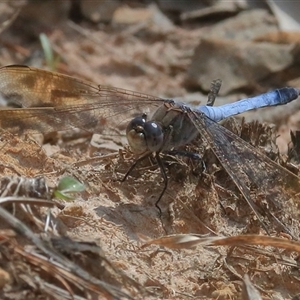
0,1 -> 26,34
242,275 -> 262,300
142,234 -> 300,252
0,196 -> 54,207
0,206 -> 137,299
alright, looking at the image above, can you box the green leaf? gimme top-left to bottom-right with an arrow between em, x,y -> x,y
54,176 -> 85,200
39,33 -> 60,71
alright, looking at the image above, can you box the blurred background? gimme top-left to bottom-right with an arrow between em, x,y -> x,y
1,0 -> 300,148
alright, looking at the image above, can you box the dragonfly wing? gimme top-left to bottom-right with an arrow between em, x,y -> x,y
0,65 -> 164,134
188,109 -> 300,238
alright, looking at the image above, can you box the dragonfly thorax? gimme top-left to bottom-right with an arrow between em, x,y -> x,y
126,114 -> 164,154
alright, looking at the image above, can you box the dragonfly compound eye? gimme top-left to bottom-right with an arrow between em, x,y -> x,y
143,121 -> 163,152
126,115 -> 148,154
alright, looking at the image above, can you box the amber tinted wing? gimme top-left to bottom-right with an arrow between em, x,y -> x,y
0,65 -> 163,134
188,109 -> 300,238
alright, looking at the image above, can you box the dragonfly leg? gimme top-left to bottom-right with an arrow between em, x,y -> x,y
121,151 -> 166,216
120,152 -> 152,182
155,153 -> 168,217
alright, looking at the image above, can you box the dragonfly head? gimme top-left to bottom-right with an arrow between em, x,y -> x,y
126,114 -> 164,154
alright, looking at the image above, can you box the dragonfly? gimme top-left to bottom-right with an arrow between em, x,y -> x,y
0,65 -> 300,238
